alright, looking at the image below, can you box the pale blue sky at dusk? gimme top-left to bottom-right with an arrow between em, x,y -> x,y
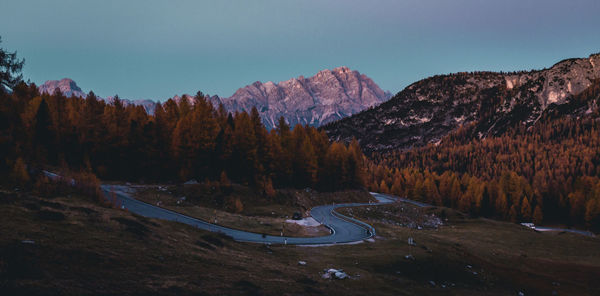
1,0 -> 599,101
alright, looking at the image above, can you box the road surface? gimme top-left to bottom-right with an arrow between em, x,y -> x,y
523,225 -> 595,236
101,185 -> 397,245
44,171 -> 594,239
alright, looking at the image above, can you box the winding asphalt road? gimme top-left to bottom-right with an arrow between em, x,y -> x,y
44,171 -> 595,240
101,185 -> 397,245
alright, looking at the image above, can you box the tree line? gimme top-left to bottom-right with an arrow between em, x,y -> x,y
0,83 -> 365,194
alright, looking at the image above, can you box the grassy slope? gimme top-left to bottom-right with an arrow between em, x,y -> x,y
340,203 -> 600,295
1,188 -> 599,295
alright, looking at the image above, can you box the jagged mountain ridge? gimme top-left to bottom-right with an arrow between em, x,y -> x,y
174,66 -> 390,129
216,66 -> 391,129
323,53 -> 600,152
40,66 -> 390,129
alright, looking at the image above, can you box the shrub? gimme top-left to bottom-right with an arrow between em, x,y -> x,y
226,197 -> 244,213
33,169 -> 104,204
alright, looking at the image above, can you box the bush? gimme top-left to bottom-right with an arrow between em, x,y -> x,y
226,197 -> 244,213
33,169 -> 103,204
71,171 -> 103,202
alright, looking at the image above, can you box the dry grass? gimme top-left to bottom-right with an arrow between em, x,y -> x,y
338,202 -> 600,295
1,187 -> 599,295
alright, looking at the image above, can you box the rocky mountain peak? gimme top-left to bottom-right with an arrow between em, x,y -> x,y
219,67 -> 391,129
39,78 -> 86,98
333,66 -> 351,73
40,67 -> 390,129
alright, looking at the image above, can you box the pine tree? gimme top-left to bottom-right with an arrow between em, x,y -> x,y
449,178 -> 462,208
379,179 -> 389,194
533,205 -> 544,224
508,204 -> 519,222
323,142 -> 348,191
480,185 -> 491,217
0,36 -> 25,92
520,197 -> 532,222
347,138 -> 366,187
585,198 -> 600,231
231,111 -> 258,185
423,177 -> 441,205
390,175 -> 403,196
495,190 -> 508,219
299,135 -> 318,186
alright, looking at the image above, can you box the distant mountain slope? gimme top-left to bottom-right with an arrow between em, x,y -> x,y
217,66 -> 391,129
39,78 -> 86,98
323,53 -> 600,152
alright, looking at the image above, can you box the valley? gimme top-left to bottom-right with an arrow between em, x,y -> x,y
2,3 -> 600,293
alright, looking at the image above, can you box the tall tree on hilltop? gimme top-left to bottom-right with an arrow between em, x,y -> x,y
189,93 -> 219,178
347,138 -> 366,188
0,36 -> 24,93
251,106 -> 268,179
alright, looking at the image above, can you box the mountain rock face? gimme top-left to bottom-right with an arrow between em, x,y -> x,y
39,78 -> 158,115
323,54 -> 600,152
39,78 -> 86,98
217,66 -> 391,129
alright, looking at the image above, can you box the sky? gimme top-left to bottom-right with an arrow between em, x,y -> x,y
1,0 -> 600,101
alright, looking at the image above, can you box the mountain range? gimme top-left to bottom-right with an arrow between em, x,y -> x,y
39,79 -> 158,115
39,67 -> 390,129
324,53 -> 600,152
214,66 -> 390,129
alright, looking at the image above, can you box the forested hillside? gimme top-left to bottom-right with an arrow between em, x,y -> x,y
366,81 -> 600,231
0,83 -> 365,193
325,54 -> 600,152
